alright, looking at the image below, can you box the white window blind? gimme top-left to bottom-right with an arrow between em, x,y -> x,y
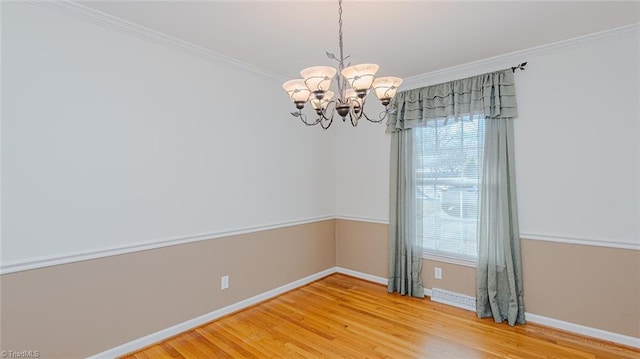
414,115 -> 485,259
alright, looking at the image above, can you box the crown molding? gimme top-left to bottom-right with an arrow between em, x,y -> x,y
401,23 -> 640,90
27,1 -> 639,90
29,0 -> 288,82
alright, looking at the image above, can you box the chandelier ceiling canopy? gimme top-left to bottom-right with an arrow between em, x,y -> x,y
283,0 -> 402,130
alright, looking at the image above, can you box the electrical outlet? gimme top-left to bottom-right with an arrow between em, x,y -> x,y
435,267 -> 442,280
221,275 -> 229,290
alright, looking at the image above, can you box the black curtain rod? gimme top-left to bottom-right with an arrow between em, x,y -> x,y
511,62 -> 527,72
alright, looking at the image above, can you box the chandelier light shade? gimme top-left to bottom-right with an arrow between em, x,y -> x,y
341,64 -> 379,91
310,90 -> 334,111
282,79 -> 311,107
372,76 -> 403,106
300,66 -> 337,93
284,0 -> 402,129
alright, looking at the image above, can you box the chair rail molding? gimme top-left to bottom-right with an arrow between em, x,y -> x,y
0,216 -> 335,275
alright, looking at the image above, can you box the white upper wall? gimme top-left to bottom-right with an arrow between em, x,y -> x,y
334,27 -> 640,249
1,1 -> 335,264
513,32 -> 638,247
333,106 -> 390,223
2,1 -> 638,269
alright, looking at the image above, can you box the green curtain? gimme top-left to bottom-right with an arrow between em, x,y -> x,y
476,118 -> 525,326
387,69 -> 525,322
388,129 -> 424,297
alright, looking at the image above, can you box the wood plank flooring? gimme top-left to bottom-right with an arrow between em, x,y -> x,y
122,274 -> 640,358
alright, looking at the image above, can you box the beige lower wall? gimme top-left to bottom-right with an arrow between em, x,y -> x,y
334,219 -> 476,297
335,219 -> 640,338
0,220 -> 336,359
421,260 -> 476,297
335,219 -> 388,278
3,218 -> 637,358
521,239 -> 640,338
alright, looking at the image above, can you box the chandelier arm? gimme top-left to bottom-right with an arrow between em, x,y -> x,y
348,109 -> 358,127
364,110 -> 385,123
320,111 -> 335,123
320,100 -> 337,123
357,108 -> 381,124
307,117 -> 322,126
320,116 -> 334,129
377,108 -> 392,122
358,103 -> 385,124
350,95 -> 368,121
349,105 -> 363,121
293,110 -> 321,126
359,96 -> 386,124
357,103 -> 388,124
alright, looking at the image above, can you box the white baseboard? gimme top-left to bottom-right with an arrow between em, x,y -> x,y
336,268 -> 640,349
335,267 -> 434,296
336,267 -> 388,285
525,312 -> 640,349
89,267 -> 639,357
87,267 -> 337,358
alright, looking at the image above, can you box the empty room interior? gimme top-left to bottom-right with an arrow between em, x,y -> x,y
1,0 -> 639,358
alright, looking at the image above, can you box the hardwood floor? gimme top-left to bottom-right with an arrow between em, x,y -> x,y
122,274 -> 639,358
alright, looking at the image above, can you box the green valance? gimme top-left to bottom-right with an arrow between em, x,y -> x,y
386,69 -> 518,132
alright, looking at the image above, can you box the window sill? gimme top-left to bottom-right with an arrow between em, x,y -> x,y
422,251 -> 477,268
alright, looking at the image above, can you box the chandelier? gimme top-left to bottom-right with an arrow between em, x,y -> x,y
282,0 -> 402,129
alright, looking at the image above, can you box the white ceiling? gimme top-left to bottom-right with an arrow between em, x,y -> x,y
79,1 -> 640,80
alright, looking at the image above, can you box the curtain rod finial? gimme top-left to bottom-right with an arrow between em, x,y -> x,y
511,62 -> 527,73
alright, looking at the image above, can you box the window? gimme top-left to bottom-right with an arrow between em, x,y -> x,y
414,115 -> 484,265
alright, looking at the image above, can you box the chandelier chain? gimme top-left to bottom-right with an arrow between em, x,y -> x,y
337,0 -> 345,98
338,0 -> 344,65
